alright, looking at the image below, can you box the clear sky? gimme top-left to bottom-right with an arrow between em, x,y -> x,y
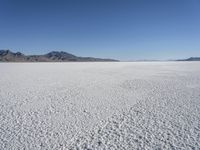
0,0 -> 200,60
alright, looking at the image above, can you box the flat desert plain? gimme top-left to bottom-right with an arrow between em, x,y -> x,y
0,62 -> 200,149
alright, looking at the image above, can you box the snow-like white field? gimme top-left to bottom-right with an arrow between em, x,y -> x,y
0,62 -> 200,149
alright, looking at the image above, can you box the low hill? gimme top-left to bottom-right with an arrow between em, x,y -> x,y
177,57 -> 200,61
0,50 -> 118,62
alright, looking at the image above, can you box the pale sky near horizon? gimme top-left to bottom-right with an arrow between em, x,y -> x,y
0,0 -> 200,60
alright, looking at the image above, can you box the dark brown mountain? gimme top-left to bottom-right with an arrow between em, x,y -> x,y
0,50 -> 118,62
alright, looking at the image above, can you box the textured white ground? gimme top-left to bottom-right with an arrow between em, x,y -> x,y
0,62 -> 200,150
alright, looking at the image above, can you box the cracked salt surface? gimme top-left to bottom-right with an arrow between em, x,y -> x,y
0,62 -> 200,149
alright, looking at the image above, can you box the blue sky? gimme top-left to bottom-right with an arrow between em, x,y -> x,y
0,0 -> 200,60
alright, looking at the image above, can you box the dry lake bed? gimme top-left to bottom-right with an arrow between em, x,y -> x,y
0,62 -> 200,149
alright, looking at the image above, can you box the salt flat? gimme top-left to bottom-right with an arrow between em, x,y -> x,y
0,62 -> 200,149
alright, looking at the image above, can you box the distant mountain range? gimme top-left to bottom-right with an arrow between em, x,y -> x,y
0,50 -> 118,62
177,57 -> 200,61
1,50 -> 199,62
